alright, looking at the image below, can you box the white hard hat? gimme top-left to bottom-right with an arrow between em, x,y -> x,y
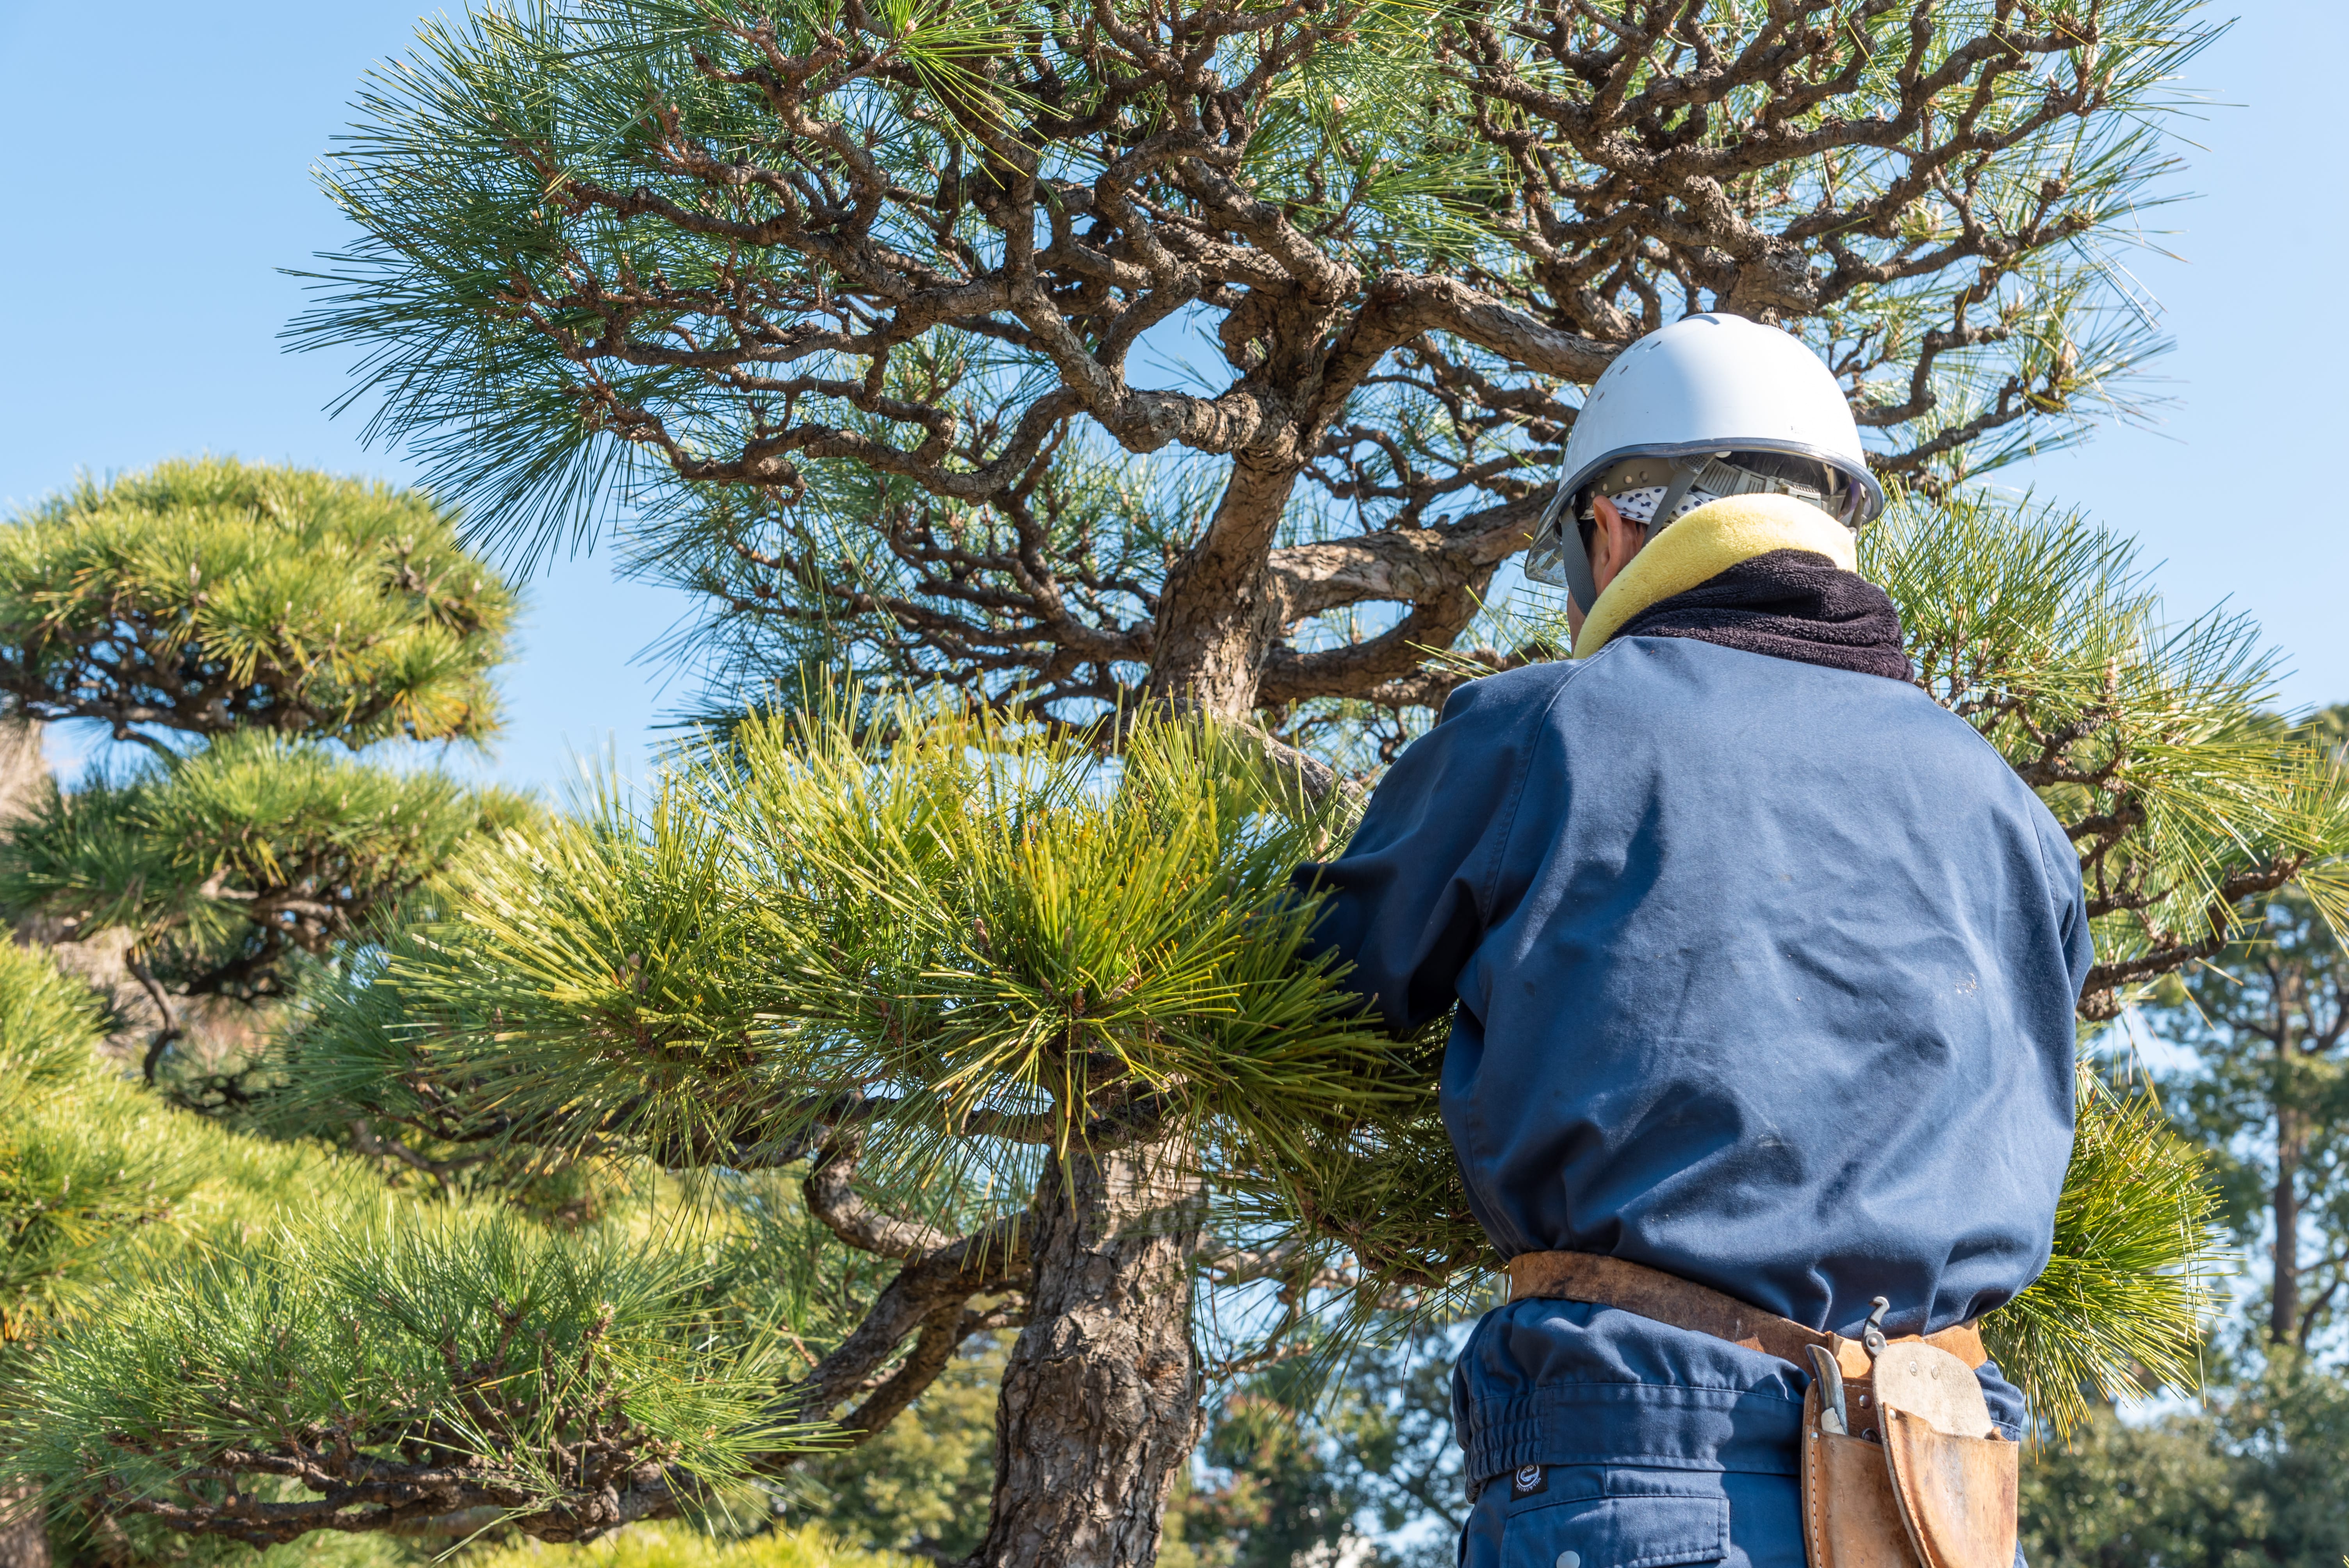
1524,313 -> 1886,610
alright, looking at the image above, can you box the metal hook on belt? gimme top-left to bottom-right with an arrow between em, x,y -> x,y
1861,1296 -> 1891,1362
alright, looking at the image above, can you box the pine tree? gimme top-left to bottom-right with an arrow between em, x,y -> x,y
7,5 -> 2348,1567
0,459 -> 651,1564
0,458 -> 509,751
0,458 -> 527,1080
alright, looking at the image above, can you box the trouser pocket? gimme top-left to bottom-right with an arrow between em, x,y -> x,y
1496,1490 -> 1731,1568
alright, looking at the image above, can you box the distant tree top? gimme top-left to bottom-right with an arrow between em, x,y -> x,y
0,457 -> 515,751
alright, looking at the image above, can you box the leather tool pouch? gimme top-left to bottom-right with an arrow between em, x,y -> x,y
1800,1342 -> 2018,1568
1499,1255 -> 2015,1568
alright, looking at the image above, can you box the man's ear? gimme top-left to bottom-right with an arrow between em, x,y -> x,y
1588,494 -> 1638,590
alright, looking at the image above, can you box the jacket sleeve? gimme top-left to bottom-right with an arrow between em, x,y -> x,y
1288,671 -> 1553,1035
2042,811 -> 2095,1002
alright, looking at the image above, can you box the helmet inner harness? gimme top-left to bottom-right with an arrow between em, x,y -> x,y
1524,449 -> 1856,597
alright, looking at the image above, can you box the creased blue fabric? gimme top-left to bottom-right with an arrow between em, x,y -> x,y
1290,636 -> 2089,1506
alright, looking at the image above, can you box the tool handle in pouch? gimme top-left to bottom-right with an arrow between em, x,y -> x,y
1802,1376 -> 1918,1568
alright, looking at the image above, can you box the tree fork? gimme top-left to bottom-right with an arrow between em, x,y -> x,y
977,1136 -> 1204,1568
1147,458 -> 1304,718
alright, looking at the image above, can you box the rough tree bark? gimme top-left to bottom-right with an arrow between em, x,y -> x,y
1149,461 -> 1309,717
982,1137 -> 1204,1568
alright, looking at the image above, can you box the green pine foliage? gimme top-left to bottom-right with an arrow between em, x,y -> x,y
0,936 -> 379,1332
274,704 -> 1405,1201
0,703 -> 1398,1542
0,457 -> 847,1550
0,927 -> 110,1086
0,941 -> 189,1337
281,0 -> 2202,568
14,1212 -> 801,1546
2,734 -> 531,994
0,937 -> 838,1550
0,731 -> 534,1086
0,457 -> 513,749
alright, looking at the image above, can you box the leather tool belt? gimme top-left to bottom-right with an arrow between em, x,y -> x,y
1508,1252 -> 2019,1568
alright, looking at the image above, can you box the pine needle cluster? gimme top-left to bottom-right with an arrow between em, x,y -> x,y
0,943 -> 190,1337
276,704 -> 1406,1203
2,735 -> 531,1001
0,941 -> 827,1547
0,457 -> 512,749
15,1213 -> 799,1547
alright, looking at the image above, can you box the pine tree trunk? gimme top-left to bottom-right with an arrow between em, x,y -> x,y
1146,459 -> 1299,718
977,1137 -> 1203,1568
2271,995 -> 2301,1347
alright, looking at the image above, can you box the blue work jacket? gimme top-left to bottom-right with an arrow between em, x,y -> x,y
1292,636 -> 2090,1513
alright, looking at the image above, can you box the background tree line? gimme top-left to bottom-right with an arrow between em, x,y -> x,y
1,1 -> 2345,1567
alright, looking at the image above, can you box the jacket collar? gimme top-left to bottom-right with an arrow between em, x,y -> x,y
1571,493 -> 1859,659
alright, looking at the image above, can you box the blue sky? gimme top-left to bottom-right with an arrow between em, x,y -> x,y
0,1 -> 2340,794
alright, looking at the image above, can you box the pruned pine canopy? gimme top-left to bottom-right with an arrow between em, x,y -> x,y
0,458 -> 531,1078
0,458 -> 513,751
298,0 -> 2209,723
